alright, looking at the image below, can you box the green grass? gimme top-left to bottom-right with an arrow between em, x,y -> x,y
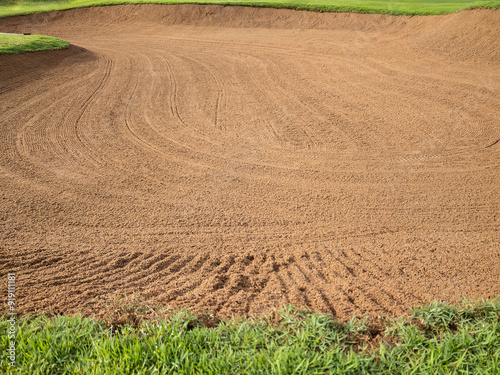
0,33 -> 69,54
1,299 -> 499,374
0,0 -> 499,18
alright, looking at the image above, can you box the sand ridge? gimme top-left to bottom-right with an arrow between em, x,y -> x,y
0,5 -> 499,320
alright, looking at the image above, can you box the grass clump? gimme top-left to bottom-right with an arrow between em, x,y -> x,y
0,0 -> 499,18
0,33 -> 69,54
0,298 -> 499,374
383,299 -> 500,373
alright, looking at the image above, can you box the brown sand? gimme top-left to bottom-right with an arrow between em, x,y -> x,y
0,5 -> 499,320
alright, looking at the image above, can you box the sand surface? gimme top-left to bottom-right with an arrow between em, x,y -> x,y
0,5 -> 499,320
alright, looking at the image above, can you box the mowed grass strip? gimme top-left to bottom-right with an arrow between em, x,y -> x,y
0,0 -> 499,18
0,34 -> 69,54
0,299 -> 499,374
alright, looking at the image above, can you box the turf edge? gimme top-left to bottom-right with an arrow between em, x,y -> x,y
0,298 -> 499,374
0,33 -> 70,54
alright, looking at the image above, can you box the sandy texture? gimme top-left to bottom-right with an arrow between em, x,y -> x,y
0,5 -> 499,320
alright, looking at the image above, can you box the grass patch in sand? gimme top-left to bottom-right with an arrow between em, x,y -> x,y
0,33 -> 69,54
0,0 -> 499,18
0,298 -> 499,374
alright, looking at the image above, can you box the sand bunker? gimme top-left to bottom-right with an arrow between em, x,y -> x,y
0,5 -> 499,320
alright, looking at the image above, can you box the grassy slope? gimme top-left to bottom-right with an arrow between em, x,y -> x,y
0,300 -> 499,374
0,0 -> 499,18
0,33 -> 69,53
